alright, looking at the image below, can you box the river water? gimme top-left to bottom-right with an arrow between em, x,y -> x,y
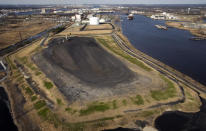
0,87 -> 18,131
121,14 -> 206,86
155,97 -> 206,131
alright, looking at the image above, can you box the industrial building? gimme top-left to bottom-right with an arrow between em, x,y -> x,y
89,17 -> 99,25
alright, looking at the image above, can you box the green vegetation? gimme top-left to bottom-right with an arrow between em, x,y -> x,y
96,38 -> 151,71
79,102 -> 110,116
122,99 -> 127,106
21,85 -> 25,90
52,26 -> 66,34
44,81 -> 53,89
31,95 -> 37,101
17,76 -> 24,82
36,105 -> 62,128
65,107 -> 72,112
130,95 -> 144,105
19,56 -> 28,64
35,71 -> 42,76
25,87 -> 34,95
5,57 -> 16,69
34,100 -> 46,110
65,122 -> 85,131
139,110 -> 159,117
12,70 -> 21,78
65,107 -> 77,114
18,56 -> 38,71
56,98 -> 63,105
27,63 -> 37,71
38,107 -> 50,120
112,100 -> 118,109
36,102 -> 123,130
151,75 -> 176,101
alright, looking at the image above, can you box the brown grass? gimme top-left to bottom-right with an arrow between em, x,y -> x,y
0,20 -> 56,49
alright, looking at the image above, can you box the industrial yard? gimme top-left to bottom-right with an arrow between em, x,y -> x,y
1,4 -> 206,131
1,17 -> 202,130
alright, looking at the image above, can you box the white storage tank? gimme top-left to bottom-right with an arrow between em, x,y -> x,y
75,14 -> 81,22
99,18 -> 106,23
89,17 -> 99,25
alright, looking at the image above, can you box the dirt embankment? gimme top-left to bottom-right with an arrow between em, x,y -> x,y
33,37 -> 151,102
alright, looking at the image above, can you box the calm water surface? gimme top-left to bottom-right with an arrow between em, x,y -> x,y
121,15 -> 206,86
0,87 -> 18,131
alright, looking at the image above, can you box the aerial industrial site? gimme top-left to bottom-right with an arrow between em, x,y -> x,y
0,3 -> 206,131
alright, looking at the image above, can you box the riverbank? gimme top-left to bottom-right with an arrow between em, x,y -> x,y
166,21 -> 206,38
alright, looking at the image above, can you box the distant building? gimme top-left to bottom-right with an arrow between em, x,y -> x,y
41,8 -> 46,14
151,12 -> 177,20
131,10 -> 144,14
151,14 -> 165,20
71,16 -> 76,21
89,17 -> 99,25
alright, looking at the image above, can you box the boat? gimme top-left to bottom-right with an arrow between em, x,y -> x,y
127,14 -> 134,20
155,25 -> 168,30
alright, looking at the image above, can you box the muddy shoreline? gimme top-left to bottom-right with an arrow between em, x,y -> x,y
2,81 -> 40,131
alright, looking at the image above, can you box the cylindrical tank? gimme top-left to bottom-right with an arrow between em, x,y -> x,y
99,19 -> 106,23
89,17 -> 99,25
75,14 -> 81,22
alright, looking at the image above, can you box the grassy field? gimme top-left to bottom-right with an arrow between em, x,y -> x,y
130,95 -> 144,105
80,102 -> 110,116
44,81 -> 53,89
96,37 -> 151,71
151,75 -> 176,101
0,19 -> 56,49
34,100 -> 46,110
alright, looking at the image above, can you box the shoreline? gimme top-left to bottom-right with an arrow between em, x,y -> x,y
165,21 -> 206,38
